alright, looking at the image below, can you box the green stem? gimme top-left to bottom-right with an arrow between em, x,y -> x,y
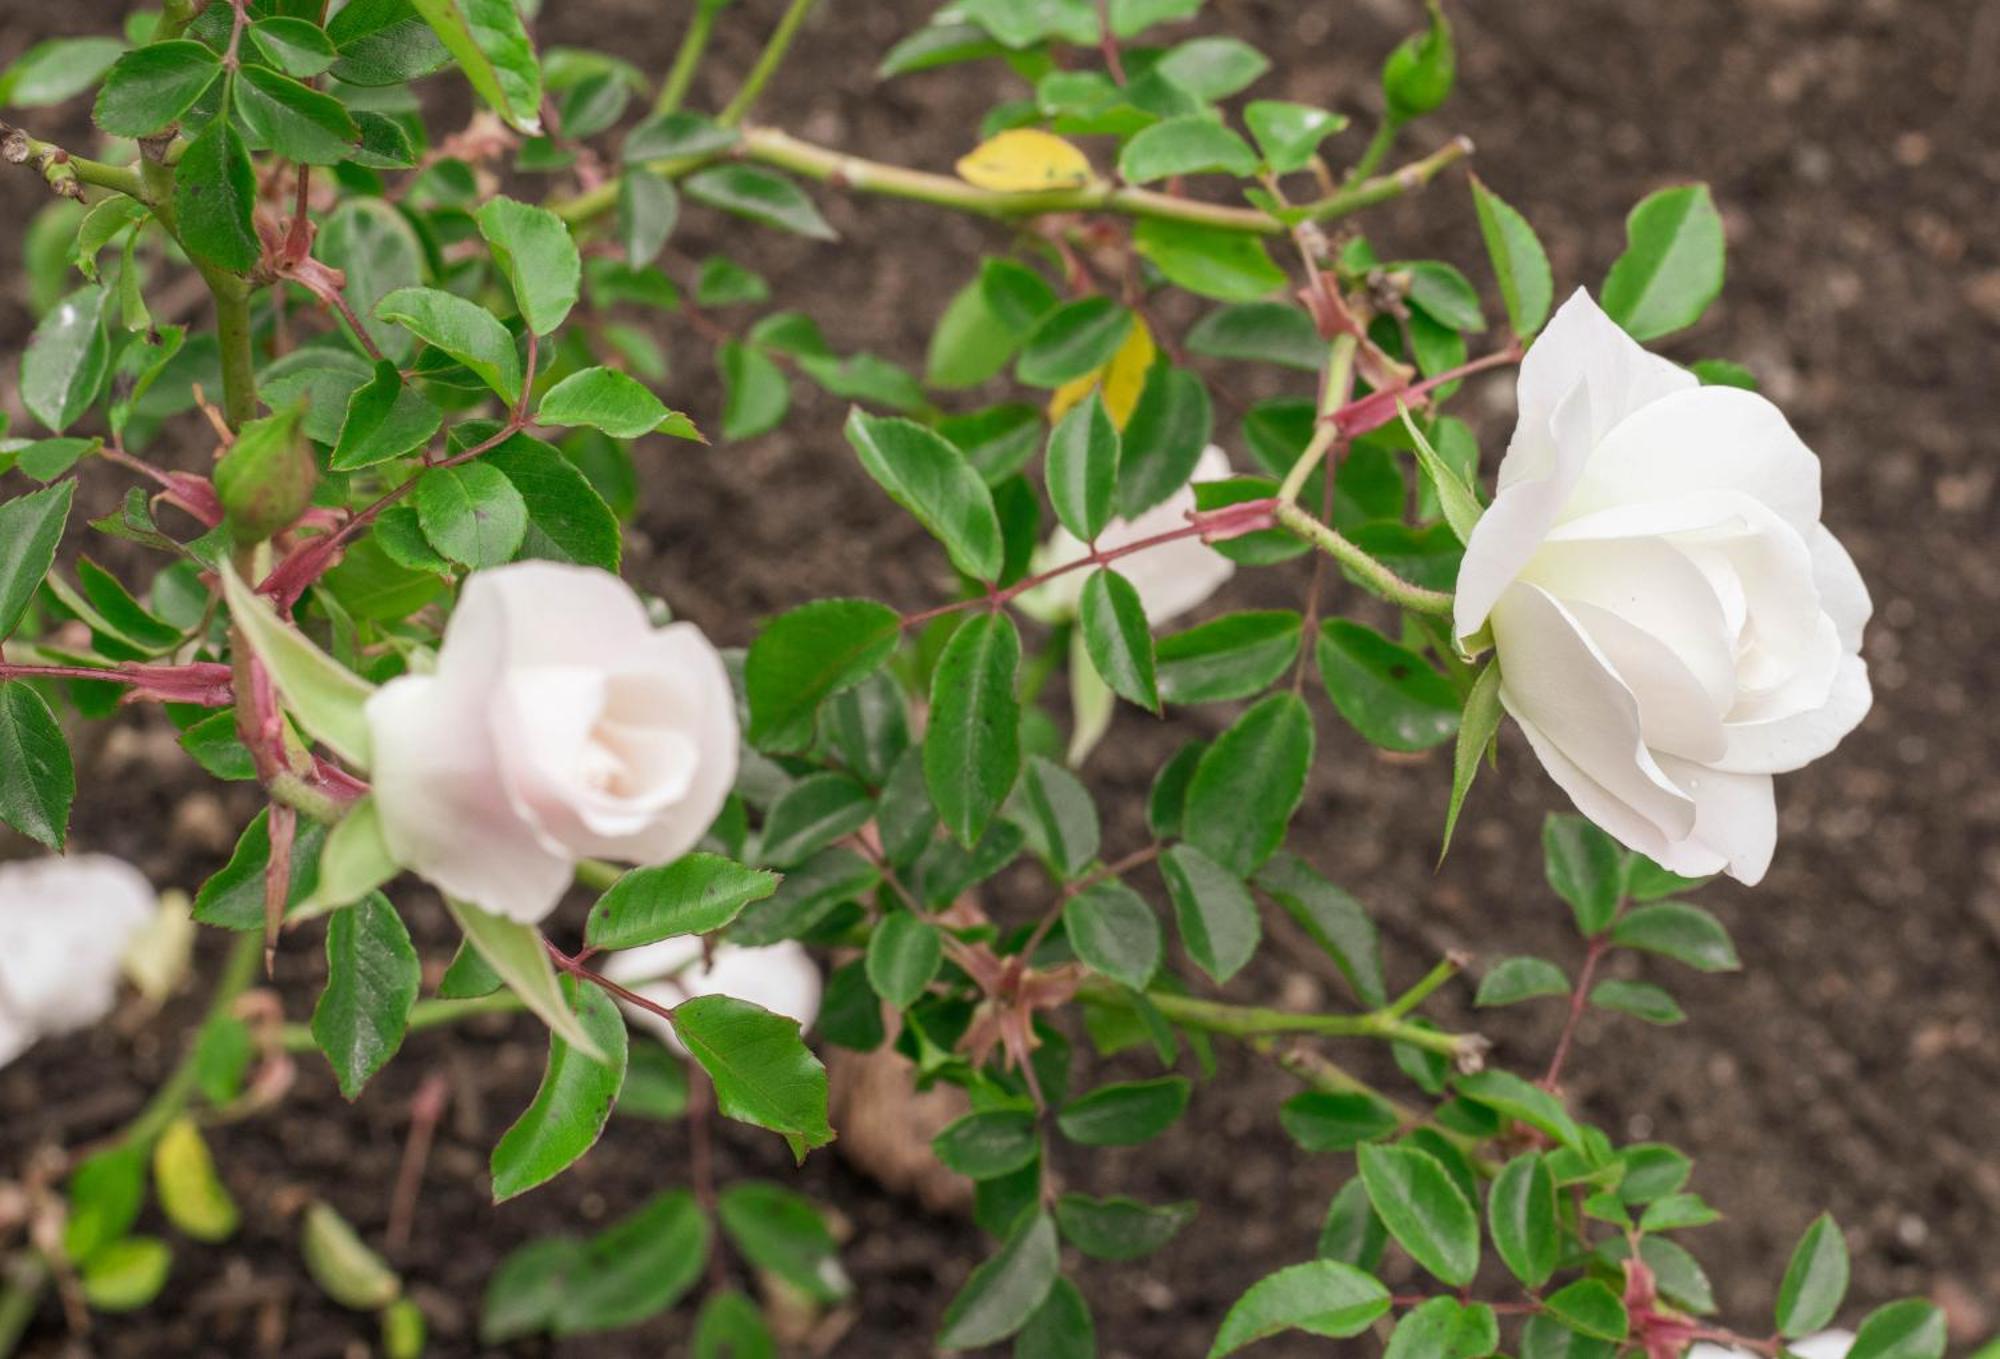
719,0 -> 822,127
0,1254 -> 46,1359
1077,978 -> 1476,1058
575,858 -> 624,892
208,273 -> 259,430
1348,113 -> 1405,185
276,991 -> 527,1054
1305,134 -> 1471,223
1277,334 -> 1358,504
1379,954 -> 1463,1022
1274,502 -> 1455,616
655,4 -> 718,115
551,128 -> 1465,233
1271,1044 -> 1495,1171
124,933 -> 263,1149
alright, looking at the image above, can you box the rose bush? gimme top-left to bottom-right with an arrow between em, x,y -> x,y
0,0 -> 1960,1355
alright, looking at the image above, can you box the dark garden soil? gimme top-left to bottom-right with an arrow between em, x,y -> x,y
3,0 -> 1998,1355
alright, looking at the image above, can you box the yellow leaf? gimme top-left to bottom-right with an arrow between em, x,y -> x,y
153,1118 -> 239,1243
1048,315 -> 1158,429
955,129 -> 1095,193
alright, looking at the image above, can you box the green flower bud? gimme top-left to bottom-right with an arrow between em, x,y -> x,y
1382,1 -> 1456,122
215,401 -> 317,546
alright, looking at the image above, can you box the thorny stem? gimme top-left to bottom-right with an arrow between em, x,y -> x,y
898,500 -> 1279,630
1278,335 -> 1360,504
1544,932 -> 1612,1090
552,126 -> 1470,233
1075,978 -> 1481,1061
655,4 -> 719,115
719,0 -> 822,127
1274,502 -> 1456,616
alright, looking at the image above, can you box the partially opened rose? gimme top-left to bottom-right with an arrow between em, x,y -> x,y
1023,444 -> 1237,626
1457,290 -> 1871,884
366,563 -> 738,923
0,856 -> 158,1069
599,937 -> 822,1055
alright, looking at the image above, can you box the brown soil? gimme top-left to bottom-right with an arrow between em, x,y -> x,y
2,0 -> 1997,1355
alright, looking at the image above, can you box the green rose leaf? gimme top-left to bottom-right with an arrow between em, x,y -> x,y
1488,1153 -> 1560,1287
476,197 -> 581,336
0,481 -> 75,640
684,164 -> 836,240
672,993 -> 833,1160
1057,1076 -> 1190,1147
1316,619 -> 1459,752
585,854 -> 780,951
408,0 -> 543,133
1356,1141 -> 1480,1286
416,461 -> 528,568
845,408 -> 1004,582
22,286 -> 111,434
537,366 -> 682,438
1601,183 -> 1726,341
1183,692 -> 1313,877
745,597 -> 904,754
92,40 -> 220,137
1063,879 -> 1161,991
0,682 -> 74,851
924,612 -> 1023,846
866,910 -> 943,1009
1776,1213 -> 1850,1337
937,1210 -> 1059,1350
1045,391 -> 1121,542
489,976 -> 630,1201
1161,842 -> 1259,984
1209,1260 -> 1390,1357
1079,569 -> 1160,712
311,892 -> 419,1100
376,286 -> 522,404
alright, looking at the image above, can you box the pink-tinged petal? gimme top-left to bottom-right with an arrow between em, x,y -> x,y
1492,583 -> 1698,841
366,673 -> 574,923
1716,652 -> 1871,774
1810,524 -> 1871,651
1456,380 -> 1597,638
479,560 -> 659,670
1515,289 -> 1695,449
1565,385 -> 1823,535
1654,754 -> 1776,885
558,623 -> 740,865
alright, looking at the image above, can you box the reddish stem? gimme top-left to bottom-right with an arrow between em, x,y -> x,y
543,938 -> 682,1030
899,498 -> 1278,630
385,1073 -> 449,1254
1543,933 -> 1609,1090
0,660 -> 234,707
1331,344 -> 1524,438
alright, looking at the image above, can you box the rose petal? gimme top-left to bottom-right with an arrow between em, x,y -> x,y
1492,583 -> 1697,841
1566,385 -> 1823,536
1456,379 -> 1598,638
367,672 -> 575,923
1717,652 -> 1871,774
1654,754 -> 1777,885
1515,290 -> 1695,450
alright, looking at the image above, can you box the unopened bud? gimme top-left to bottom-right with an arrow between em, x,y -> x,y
1382,1 -> 1456,121
215,401 -> 317,545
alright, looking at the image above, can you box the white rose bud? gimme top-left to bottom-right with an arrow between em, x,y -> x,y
366,562 -> 739,924
1457,290 -> 1871,884
0,856 -> 158,1069
1024,444 -> 1238,627
598,937 -> 821,1056
1690,1332 -> 1854,1359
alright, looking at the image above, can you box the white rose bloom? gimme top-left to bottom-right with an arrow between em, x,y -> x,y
1024,444 -> 1238,626
598,937 -> 821,1056
0,856 -> 158,1069
366,562 -> 739,924
1690,1331 -> 1853,1359
1457,290 -> 1871,885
